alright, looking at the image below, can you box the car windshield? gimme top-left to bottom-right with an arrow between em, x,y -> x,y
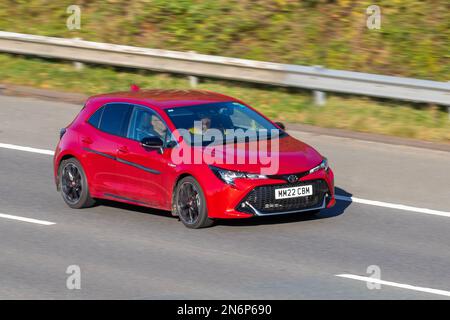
164,102 -> 287,146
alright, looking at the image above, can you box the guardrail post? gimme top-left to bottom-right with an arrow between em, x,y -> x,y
313,66 -> 326,106
188,51 -> 198,88
314,90 -> 326,106
72,38 -> 84,71
188,75 -> 198,88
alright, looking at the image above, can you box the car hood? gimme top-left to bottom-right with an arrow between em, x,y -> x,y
194,135 -> 323,175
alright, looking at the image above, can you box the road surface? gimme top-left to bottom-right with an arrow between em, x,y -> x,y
0,95 -> 449,299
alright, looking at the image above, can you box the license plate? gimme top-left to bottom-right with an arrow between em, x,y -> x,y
275,185 -> 313,199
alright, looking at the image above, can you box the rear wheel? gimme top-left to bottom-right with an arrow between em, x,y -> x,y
59,158 -> 95,209
174,176 -> 214,229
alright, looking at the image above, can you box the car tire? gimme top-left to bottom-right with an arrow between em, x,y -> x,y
59,158 -> 95,209
174,176 -> 214,229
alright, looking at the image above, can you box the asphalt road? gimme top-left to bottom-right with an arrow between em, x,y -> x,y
0,95 -> 449,299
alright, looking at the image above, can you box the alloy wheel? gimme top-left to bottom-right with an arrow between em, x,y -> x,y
177,181 -> 201,225
61,163 -> 82,204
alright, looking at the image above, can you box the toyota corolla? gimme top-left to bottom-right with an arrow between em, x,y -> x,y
54,88 -> 335,228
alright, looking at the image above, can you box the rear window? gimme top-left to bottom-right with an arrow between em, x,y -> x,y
87,106 -> 104,128
98,104 -> 133,137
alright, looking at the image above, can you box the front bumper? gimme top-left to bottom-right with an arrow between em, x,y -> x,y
204,167 -> 335,219
237,179 -> 331,216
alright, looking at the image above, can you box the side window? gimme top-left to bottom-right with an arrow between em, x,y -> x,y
127,106 -> 169,142
87,106 -> 104,128
98,103 -> 133,137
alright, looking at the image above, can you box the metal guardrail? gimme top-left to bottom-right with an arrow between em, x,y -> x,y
0,31 -> 449,106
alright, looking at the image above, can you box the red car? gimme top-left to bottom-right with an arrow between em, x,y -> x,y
54,88 -> 335,228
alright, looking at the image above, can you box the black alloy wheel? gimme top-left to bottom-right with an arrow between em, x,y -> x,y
59,158 -> 95,209
175,176 -> 214,229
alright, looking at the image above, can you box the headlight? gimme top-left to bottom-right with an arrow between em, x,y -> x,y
309,158 -> 328,174
209,166 -> 267,185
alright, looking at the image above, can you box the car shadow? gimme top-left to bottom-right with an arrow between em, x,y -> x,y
216,186 -> 353,227
94,187 -> 353,227
94,199 -> 179,220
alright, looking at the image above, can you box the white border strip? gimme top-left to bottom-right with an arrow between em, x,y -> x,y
0,143 -> 54,155
0,213 -> 55,226
336,195 -> 450,218
336,274 -> 450,297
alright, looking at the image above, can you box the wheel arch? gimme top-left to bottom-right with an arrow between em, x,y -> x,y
172,171 -> 208,195
56,153 -> 79,191
170,169 -> 219,217
170,172 -> 193,216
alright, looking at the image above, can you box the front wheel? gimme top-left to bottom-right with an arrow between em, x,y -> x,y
59,158 -> 95,209
174,176 -> 214,229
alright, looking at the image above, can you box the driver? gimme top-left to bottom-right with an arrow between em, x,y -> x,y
201,117 -> 211,133
136,112 -> 166,140
189,116 -> 211,134
150,114 -> 167,138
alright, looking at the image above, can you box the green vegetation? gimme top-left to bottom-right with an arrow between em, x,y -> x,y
0,0 -> 448,80
0,1 -> 448,142
1,54 -> 449,143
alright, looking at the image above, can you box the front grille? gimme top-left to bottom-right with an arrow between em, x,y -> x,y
266,170 -> 310,182
237,179 -> 329,215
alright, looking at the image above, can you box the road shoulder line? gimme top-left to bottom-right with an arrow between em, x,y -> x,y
336,274 -> 450,297
336,195 -> 450,218
0,213 -> 56,226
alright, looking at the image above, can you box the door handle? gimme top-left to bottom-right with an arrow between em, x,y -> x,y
81,137 -> 93,144
117,146 -> 129,154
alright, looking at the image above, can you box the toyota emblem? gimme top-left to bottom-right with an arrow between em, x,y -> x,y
287,175 -> 298,183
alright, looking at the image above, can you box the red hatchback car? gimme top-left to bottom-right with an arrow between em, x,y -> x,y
54,88 -> 335,228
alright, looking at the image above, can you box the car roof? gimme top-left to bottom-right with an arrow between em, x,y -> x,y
88,89 -> 238,109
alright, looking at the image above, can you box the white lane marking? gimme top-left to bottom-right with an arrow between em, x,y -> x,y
335,195 -> 450,218
1,142 -> 450,218
0,143 -> 54,155
0,213 -> 56,226
336,274 -> 450,297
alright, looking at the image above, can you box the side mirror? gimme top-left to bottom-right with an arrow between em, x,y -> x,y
274,121 -> 285,130
166,140 -> 178,148
141,136 -> 164,152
